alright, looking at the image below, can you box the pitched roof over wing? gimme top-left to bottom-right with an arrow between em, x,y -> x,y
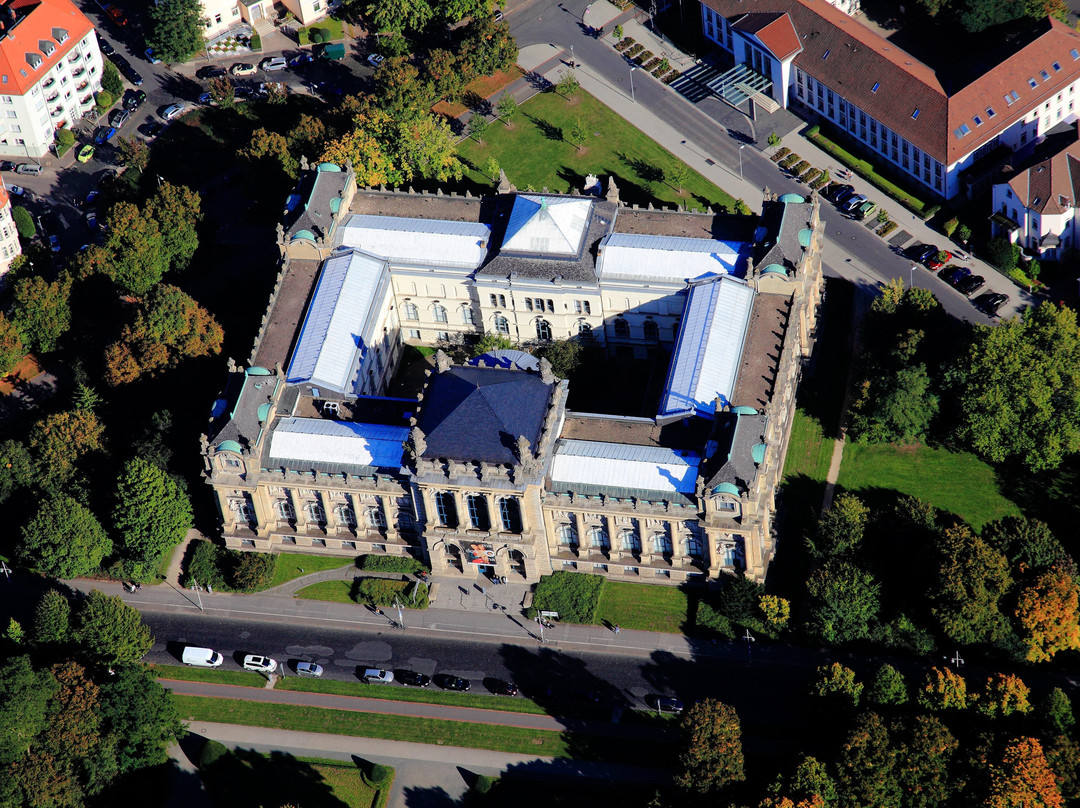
338,214 -> 490,269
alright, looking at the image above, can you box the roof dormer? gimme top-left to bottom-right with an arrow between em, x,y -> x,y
51,28 -> 68,44
38,40 -> 55,57
24,52 -> 41,70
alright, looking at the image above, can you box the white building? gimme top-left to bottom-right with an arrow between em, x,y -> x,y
201,0 -> 336,41
0,183 -> 21,276
700,0 -> 1080,200
0,0 -> 102,160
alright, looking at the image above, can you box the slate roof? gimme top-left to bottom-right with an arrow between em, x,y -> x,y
701,0 -> 1080,164
284,167 -> 349,242
253,258 -> 321,372
704,411 -> 768,492
754,199 -> 814,272
208,370 -> 280,452
416,366 -> 553,464
1006,135 -> 1080,214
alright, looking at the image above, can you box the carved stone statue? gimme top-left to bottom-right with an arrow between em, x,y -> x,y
409,427 -> 427,458
497,168 -> 512,193
434,349 -> 451,373
300,155 -> 310,171
605,175 -> 620,204
515,435 -> 533,465
539,357 -> 555,385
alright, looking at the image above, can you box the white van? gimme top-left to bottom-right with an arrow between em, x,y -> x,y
260,56 -> 288,72
182,646 -> 224,667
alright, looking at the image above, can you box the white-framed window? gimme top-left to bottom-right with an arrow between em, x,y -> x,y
365,505 -> 386,528
498,497 -> 522,533
407,328 -> 421,339
494,315 -> 509,334
467,495 -> 490,530
652,533 -> 672,555
403,301 -> 419,320
588,526 -> 610,549
337,505 -> 357,527
275,500 -> 295,520
435,492 -> 458,527
619,529 -> 640,552
460,305 -> 475,325
433,304 -> 448,323
536,320 -> 552,340
557,524 -> 578,546
305,501 -> 326,524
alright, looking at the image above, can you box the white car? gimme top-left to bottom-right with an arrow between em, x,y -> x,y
243,654 -> 278,673
160,103 -> 187,121
7,184 -> 25,196
296,662 -> 323,677
366,53 -> 384,67
361,668 -> 394,684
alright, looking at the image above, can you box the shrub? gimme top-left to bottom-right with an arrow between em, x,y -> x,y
779,153 -> 800,168
695,600 -> 735,637
614,37 -> 635,52
231,552 -> 276,591
957,223 -> 972,243
626,43 -> 643,58
55,128 -> 74,151
184,541 -> 228,590
366,763 -> 394,787
661,70 -> 680,84
11,206 -> 34,239
473,775 -> 495,793
643,57 -> 661,71
612,24 -> 623,39
770,146 -> 791,162
943,216 -> 959,237
767,132 -> 781,147
877,207 -> 890,223
986,237 -> 1020,272
657,55 -> 669,73
789,160 -> 809,176
652,64 -> 668,78
878,221 -> 898,237
638,50 -> 654,63
352,578 -> 429,609
527,571 -> 604,623
357,555 -> 427,574
196,739 -> 231,770
801,167 -> 821,184
94,90 -> 113,113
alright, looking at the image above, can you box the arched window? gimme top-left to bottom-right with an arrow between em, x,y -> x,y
536,320 -> 552,341
494,315 -> 509,335
577,321 -> 592,336
614,318 -> 630,337
276,500 -> 295,521
685,535 -> 703,558
365,505 -> 386,528
403,302 -> 419,320
499,497 -> 522,533
558,524 -> 578,546
305,501 -> 326,525
435,492 -> 458,528
433,304 -> 448,323
467,494 -> 490,530
643,320 -> 659,340
337,505 -> 357,527
619,529 -> 641,552
652,532 -> 673,555
460,306 -> 476,325
589,526 -> 610,549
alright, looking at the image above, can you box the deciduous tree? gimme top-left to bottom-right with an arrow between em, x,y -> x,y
496,93 -> 519,126
76,590 -> 153,665
986,737 -> 1063,808
983,517 -> 1069,575
0,439 -> 34,504
0,312 -> 24,374
147,0 -> 206,62
916,666 -> 968,711
867,664 -> 908,706
32,589 -> 71,646
762,756 -> 837,808
468,113 -> 489,144
101,60 -> 123,98
932,525 -> 1012,646
809,492 -> 869,558
1015,567 -> 1080,663
806,559 -> 881,643
977,673 -> 1032,718
98,664 -> 183,773
0,655 -> 57,766
288,114 -> 328,161
363,0 -> 432,33
673,698 -> 745,796
17,495 -> 112,579
147,181 -> 203,272
113,458 -> 192,569
29,409 -> 104,485
1045,687 -> 1075,736
101,202 -> 168,295
11,272 -> 72,354
115,135 -> 149,171
835,712 -> 900,808
811,662 -> 863,709
209,75 -> 235,108
460,15 -> 517,76
556,71 -> 580,99
893,714 -> 958,808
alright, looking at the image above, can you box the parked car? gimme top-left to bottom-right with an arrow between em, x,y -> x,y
289,52 -> 314,66
144,47 -> 161,65
485,678 -> 518,696
956,274 -> 986,297
98,39 -> 115,56
196,65 -> 227,79
48,233 -> 60,253
15,163 -> 42,176
85,190 -> 98,207
119,64 -> 143,86
295,662 -> 323,677
93,126 -> 116,145
826,183 -> 853,202
853,200 -> 877,221
257,81 -> 288,98
76,144 -> 95,163
108,108 -> 130,128
926,249 -> 952,270
138,121 -> 163,139
841,193 -> 867,212
494,9 -> 504,21
197,92 -> 213,104
397,670 -> 431,687
104,5 -> 128,27
367,53 -> 384,67
0,160 -> 15,171
260,56 -> 288,71
976,292 -> 1010,315
85,211 -> 97,229
360,668 -> 394,684
242,655 -> 278,673
124,89 -> 146,110
434,674 -> 470,691
160,103 -> 187,121
231,62 -> 256,76
7,185 -> 25,197
645,694 -> 685,713
182,646 -> 223,667
233,85 -> 256,100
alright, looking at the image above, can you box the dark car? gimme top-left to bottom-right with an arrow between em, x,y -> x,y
397,670 -> 431,687
907,243 -> 938,264
826,183 -> 853,202
119,64 -> 143,86
98,39 -> 115,56
956,274 -> 986,297
975,292 -> 1010,315
645,694 -> 684,713
94,126 -> 116,145
434,674 -> 470,692
198,91 -> 213,104
108,108 -> 129,128
832,186 -> 856,204
0,160 -> 14,171
485,678 -> 518,696
289,52 -> 314,66
196,65 -> 227,79
234,85 -> 256,100
137,121 -> 163,139
111,54 -> 130,70
940,265 -> 969,285
123,89 -> 146,110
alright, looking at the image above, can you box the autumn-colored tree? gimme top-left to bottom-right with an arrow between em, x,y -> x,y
115,135 -> 149,171
867,664 -> 909,706
811,662 -> 863,709
977,673 -> 1033,718
320,128 -> 393,186
29,409 -> 104,484
208,74 -> 234,107
240,127 -> 299,180
103,284 -> 223,386
1046,734 -> 1080,804
932,525 -> 1012,646
917,667 -> 968,711
393,112 -> 463,182
673,698 -> 745,797
43,661 -> 101,761
809,492 -> 870,558
6,749 -> 79,808
835,712 -> 900,808
761,755 -> 836,808
460,14 -> 517,76
146,181 -> 203,272
0,311 -> 25,374
374,57 -> 431,117
892,714 -> 958,808
426,48 -> 464,99
760,594 -> 791,631
101,202 -> 168,295
11,272 -> 72,354
986,737 -> 1063,808
1015,567 -> 1080,663
288,114 -> 328,161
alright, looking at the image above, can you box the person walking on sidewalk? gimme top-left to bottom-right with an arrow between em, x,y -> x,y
613,623 -> 621,635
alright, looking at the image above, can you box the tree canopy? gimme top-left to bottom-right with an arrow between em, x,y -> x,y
113,457 -> 192,569
146,181 -> 202,272
932,525 -> 1012,646
18,494 -> 112,579
673,698 -> 745,796
29,409 -> 104,486
0,312 -> 25,374
76,590 -> 153,666
147,0 -> 206,61
806,559 -> 881,643
11,272 -> 72,354
101,202 -> 169,295
1015,567 -> 1080,663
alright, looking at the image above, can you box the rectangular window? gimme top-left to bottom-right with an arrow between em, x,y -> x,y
535,298 -> 544,312
408,328 -> 420,339
436,331 -> 449,342
973,115 -> 983,126
823,49 -> 830,59
490,294 -> 497,307
912,109 -> 920,119
215,13 -> 222,22
499,294 -> 506,308
574,300 -> 581,313
871,81 -> 879,93
986,107 -> 996,117
584,300 -> 591,315
1054,62 -> 1062,71
524,298 -> 532,311
1073,49 -> 1079,60
1029,77 -> 1038,88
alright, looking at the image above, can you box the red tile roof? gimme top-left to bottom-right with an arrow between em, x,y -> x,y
732,12 -> 802,60
1007,132 -> 1080,214
702,0 -> 1080,165
0,0 -> 93,96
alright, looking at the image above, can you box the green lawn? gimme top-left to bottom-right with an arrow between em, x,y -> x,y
457,89 -> 737,213
277,677 -> 548,715
297,16 -> 344,44
269,554 -> 354,588
837,443 -> 1021,529
152,665 -> 266,687
307,759 -> 381,808
782,408 -> 835,484
172,695 -> 595,758
595,581 -> 690,633
295,580 -> 355,603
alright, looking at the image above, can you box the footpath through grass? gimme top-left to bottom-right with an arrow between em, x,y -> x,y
457,89 -> 737,213
277,677 -> 548,715
172,695 -> 650,761
268,554 -> 354,589
836,443 -> 1021,529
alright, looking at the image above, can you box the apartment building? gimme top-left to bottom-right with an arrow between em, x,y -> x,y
700,0 -> 1080,200
201,0 -> 335,40
0,183 -> 20,276
201,164 -> 825,586
0,0 -> 102,159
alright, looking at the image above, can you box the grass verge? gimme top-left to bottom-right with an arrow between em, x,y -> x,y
172,695 -> 645,760
269,553 -> 354,588
837,443 -> 1021,529
433,66 -> 524,117
457,89 -> 736,213
295,580 -> 355,603
305,758 -> 381,808
152,664 -> 266,687
276,677 -> 548,714
595,581 -> 690,633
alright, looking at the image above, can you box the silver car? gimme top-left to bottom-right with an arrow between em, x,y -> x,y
361,668 -> 394,684
296,662 -> 323,677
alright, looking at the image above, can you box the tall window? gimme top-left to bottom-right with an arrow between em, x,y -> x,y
558,524 -> 578,546
652,532 -> 673,555
276,500 -> 295,521
337,505 -> 357,527
495,315 -> 509,334
536,320 -> 552,340
499,497 -> 522,533
305,501 -> 326,524
578,321 -> 592,336
643,320 -> 659,340
460,305 -> 476,325
614,318 -> 630,337
589,526 -> 610,549
685,535 -> 703,557
619,529 -> 641,552
433,304 -> 448,323
365,504 -> 386,528
435,492 -> 458,528
403,301 -> 419,320
467,495 -> 490,530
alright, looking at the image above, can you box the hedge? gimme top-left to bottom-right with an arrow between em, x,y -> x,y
527,571 -> 604,623
661,70 -> 680,84
626,43 -> 644,58
770,146 -> 791,162
351,577 -> 430,609
878,221 -> 898,237
357,555 -> 428,574
788,160 -> 809,176
637,50 -> 654,64
614,37 -> 635,52
779,153 -> 800,169
651,64 -> 668,78
643,57 -> 661,71
801,167 -> 821,184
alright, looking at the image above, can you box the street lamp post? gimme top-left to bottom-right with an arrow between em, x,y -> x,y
910,264 -> 917,289
570,44 -> 575,69
629,66 -> 637,103
738,144 -> 745,179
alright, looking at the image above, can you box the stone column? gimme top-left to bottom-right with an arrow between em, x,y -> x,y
216,488 -> 237,530
289,488 -> 307,532
378,495 -> 401,543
